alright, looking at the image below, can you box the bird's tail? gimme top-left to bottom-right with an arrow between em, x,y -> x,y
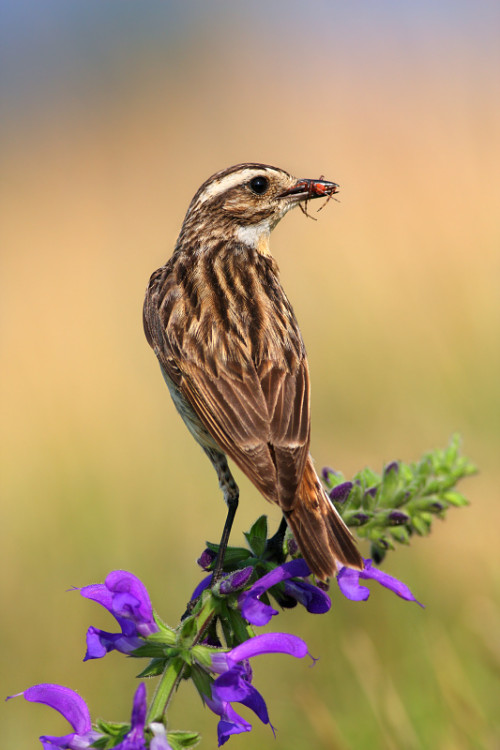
285,456 -> 363,580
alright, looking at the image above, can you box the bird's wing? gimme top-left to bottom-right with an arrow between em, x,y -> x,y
180,352 -> 311,508
144,268 -> 310,508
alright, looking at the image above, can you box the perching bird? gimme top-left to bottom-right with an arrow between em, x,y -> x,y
143,163 -> 363,579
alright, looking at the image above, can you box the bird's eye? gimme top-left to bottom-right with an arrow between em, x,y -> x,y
249,175 -> 269,195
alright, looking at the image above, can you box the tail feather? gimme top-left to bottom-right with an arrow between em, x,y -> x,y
285,457 -> 363,579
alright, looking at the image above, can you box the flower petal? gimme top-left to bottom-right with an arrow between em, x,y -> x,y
212,670 -> 270,726
239,588 -> 278,626
238,559 -> 330,625
83,626 -> 142,660
336,567 -> 370,601
360,559 -> 423,605
149,723 -> 173,750
219,567 -> 254,595
7,684 -> 101,749
19,684 -> 92,734
283,580 -> 331,614
328,481 -> 353,503
205,696 -> 252,747
79,571 -> 158,660
80,571 -> 157,635
190,573 -> 212,601
130,683 -> 147,734
337,558 -> 423,606
226,632 -> 309,667
212,668 -> 252,702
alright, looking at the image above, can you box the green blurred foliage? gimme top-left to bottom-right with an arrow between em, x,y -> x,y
1,3 -> 499,748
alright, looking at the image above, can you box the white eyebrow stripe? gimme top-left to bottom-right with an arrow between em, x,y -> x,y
195,168 -> 273,205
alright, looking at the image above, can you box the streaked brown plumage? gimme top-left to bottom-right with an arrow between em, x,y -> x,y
143,163 -> 363,579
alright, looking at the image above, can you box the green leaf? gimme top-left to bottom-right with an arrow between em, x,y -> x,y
167,730 -> 201,749
180,614 -> 198,640
244,515 -> 268,557
131,641 -> 177,659
95,720 -> 128,738
226,607 -> 254,646
443,490 -> 470,507
90,739 -> 110,749
136,657 -> 168,678
342,509 -> 370,526
190,665 -> 213,702
152,615 -> 177,643
390,526 -> 411,545
378,463 -> 400,506
411,514 -> 432,535
205,542 -> 253,570
191,644 -> 215,669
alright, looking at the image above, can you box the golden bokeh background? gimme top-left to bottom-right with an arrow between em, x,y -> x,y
1,3 -> 499,748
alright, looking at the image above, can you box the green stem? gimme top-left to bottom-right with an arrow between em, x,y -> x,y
146,594 -> 218,724
147,656 -> 185,724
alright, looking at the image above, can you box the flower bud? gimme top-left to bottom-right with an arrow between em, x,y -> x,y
328,481 -> 353,504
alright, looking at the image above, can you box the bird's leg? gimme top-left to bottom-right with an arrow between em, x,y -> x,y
204,448 -> 239,583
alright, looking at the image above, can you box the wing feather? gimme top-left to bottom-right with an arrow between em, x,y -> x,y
144,253 -> 311,510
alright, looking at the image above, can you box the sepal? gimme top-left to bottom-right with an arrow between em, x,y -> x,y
167,730 -> 201,749
244,515 -> 268,558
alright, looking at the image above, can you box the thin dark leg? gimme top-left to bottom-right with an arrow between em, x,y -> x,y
212,494 -> 239,582
204,448 -> 239,583
181,449 -> 239,619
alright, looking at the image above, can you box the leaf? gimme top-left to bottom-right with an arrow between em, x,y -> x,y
136,657 -> 168,678
390,526 -> 411,545
443,490 -> 470,507
167,730 -> 202,749
244,515 -> 268,557
411,514 -> 432,536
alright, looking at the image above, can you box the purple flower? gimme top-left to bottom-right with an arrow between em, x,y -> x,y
118,682 -> 148,749
384,460 -> 400,475
205,695 -> 254,746
79,570 -> 159,659
219,567 -> 254,595
190,573 -> 213,601
150,723 -> 174,750
337,558 -> 423,606
206,633 -> 310,746
197,548 -> 217,570
321,466 -> 337,481
7,683 -> 101,749
7,682 -> 170,750
238,559 -> 331,626
190,566 -> 254,602
388,510 -> 410,524
328,481 -> 353,503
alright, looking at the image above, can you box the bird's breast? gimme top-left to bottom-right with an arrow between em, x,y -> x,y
151,244 -> 306,374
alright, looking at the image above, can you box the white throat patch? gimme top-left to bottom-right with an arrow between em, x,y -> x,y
235,220 -> 271,254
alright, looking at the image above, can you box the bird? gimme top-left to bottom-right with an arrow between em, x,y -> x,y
143,163 -> 363,580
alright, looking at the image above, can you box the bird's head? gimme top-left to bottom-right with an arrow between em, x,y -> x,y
178,163 -> 338,254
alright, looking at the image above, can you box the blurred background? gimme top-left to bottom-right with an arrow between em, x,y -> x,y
1,2 -> 499,748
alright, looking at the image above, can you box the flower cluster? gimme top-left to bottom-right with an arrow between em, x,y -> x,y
7,682 -> 171,750
8,537 -> 421,748
322,434 -> 476,563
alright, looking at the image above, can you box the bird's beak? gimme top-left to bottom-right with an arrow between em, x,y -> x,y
278,177 -> 339,202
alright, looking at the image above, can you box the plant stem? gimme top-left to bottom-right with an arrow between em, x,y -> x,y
146,594 -> 217,724
147,656 -> 185,724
